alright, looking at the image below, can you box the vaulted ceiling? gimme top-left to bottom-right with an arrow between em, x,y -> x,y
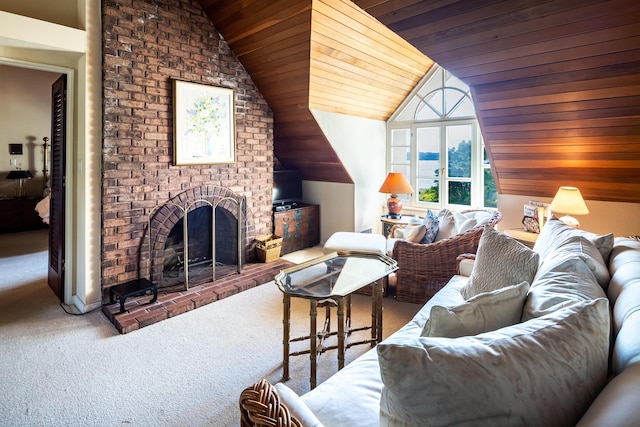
200,0 -> 431,183
202,0 -> 640,204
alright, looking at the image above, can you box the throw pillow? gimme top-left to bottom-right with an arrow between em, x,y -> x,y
460,225 -> 540,300
552,235 -> 610,288
534,217 -> 614,263
420,210 -> 439,244
522,249 -> 606,321
435,208 -> 456,241
454,211 -> 478,234
422,281 -> 530,338
403,224 -> 426,243
378,298 -> 610,427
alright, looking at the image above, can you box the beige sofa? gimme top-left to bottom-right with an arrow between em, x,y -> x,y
240,219 -> 640,427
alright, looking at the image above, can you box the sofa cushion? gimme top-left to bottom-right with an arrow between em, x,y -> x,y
378,298 -> 610,427
422,281 -> 529,338
522,247 -> 606,321
552,235 -> 610,288
434,209 -> 456,241
534,217 -> 614,264
460,225 -> 539,300
454,211 -> 478,234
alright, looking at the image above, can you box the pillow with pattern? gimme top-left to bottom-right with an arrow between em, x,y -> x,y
420,210 -> 439,244
461,225 -> 540,300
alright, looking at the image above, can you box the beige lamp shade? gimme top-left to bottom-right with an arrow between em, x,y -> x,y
379,172 -> 413,218
549,186 -> 589,228
378,172 -> 414,196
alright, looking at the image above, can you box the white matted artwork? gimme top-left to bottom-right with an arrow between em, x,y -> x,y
173,79 -> 235,165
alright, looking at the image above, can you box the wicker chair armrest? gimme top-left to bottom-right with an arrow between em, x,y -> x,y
240,379 -> 302,427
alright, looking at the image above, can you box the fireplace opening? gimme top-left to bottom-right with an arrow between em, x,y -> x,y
145,187 -> 251,291
163,204 -> 244,289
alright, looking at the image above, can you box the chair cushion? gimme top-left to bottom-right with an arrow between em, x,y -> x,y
460,225 -> 539,300
422,281 -> 529,338
378,298 -> 610,427
434,209 -> 456,241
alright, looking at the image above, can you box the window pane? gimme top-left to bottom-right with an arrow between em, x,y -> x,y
418,178 -> 439,202
483,146 -> 490,165
416,103 -> 439,120
426,90 -> 443,115
391,146 -> 409,164
448,181 -> 470,205
449,96 -> 475,118
484,168 -> 497,208
446,125 -> 472,178
444,88 -> 465,117
391,128 -> 410,146
417,127 -> 440,179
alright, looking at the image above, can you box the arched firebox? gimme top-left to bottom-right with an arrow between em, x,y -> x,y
144,187 -> 252,290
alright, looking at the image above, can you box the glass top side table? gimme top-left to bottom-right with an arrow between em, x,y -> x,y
275,251 -> 397,389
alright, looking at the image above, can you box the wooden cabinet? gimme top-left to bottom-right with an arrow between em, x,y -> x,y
0,197 -> 48,234
273,203 -> 320,255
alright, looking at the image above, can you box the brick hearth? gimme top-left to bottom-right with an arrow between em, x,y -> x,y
102,260 -> 293,334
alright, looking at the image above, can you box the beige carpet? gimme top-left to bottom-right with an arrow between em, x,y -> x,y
0,230 -> 421,426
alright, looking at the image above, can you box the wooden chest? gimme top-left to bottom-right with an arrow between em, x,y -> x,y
273,203 -> 320,255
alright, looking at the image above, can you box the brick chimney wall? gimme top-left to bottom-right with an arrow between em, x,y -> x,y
101,0 -> 274,295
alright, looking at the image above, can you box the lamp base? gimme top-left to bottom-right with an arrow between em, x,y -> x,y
558,215 -> 580,228
387,194 -> 402,218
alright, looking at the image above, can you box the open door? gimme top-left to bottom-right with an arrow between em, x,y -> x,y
48,74 -> 66,301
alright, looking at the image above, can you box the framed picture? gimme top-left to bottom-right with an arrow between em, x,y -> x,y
173,80 -> 235,165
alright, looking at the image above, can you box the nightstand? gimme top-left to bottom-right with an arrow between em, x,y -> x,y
503,228 -> 539,249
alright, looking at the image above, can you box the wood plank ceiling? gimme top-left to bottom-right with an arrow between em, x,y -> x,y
355,0 -> 640,203
199,0 -> 432,183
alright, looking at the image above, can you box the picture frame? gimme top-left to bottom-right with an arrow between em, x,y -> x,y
173,80 -> 235,165
9,144 -> 23,155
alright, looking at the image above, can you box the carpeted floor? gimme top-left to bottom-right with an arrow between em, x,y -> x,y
0,229 -> 421,426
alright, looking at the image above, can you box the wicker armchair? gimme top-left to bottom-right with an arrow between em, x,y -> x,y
391,209 -> 502,304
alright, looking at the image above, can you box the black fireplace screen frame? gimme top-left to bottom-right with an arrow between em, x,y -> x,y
146,195 -> 246,290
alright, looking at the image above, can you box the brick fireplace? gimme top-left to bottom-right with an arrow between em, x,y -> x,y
101,0 -> 275,303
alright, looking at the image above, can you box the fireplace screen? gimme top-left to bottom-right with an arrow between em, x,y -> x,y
147,193 -> 246,290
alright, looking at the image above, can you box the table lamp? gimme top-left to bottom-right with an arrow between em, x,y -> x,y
549,186 -> 589,228
6,169 -> 33,199
379,172 -> 414,219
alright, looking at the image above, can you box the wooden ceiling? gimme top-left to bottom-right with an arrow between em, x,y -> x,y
355,0 -> 640,203
201,0 -> 640,203
199,0 -> 431,183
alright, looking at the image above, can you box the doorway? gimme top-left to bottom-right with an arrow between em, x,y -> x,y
0,62 -> 68,302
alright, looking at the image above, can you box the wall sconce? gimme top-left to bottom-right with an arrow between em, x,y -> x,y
549,186 -> 589,228
379,172 -> 414,219
6,169 -> 33,199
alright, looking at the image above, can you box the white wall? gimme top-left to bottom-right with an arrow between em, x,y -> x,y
498,194 -> 640,237
311,110 -> 387,239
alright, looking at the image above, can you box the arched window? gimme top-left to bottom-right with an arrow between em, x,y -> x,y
388,66 -> 496,209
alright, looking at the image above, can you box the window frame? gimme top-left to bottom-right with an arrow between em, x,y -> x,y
387,66 -> 493,211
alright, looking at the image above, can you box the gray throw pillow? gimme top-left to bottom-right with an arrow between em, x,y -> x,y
461,225 -> 539,300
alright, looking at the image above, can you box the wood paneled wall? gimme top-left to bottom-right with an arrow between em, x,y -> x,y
356,0 -> 640,203
200,0 -> 431,183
